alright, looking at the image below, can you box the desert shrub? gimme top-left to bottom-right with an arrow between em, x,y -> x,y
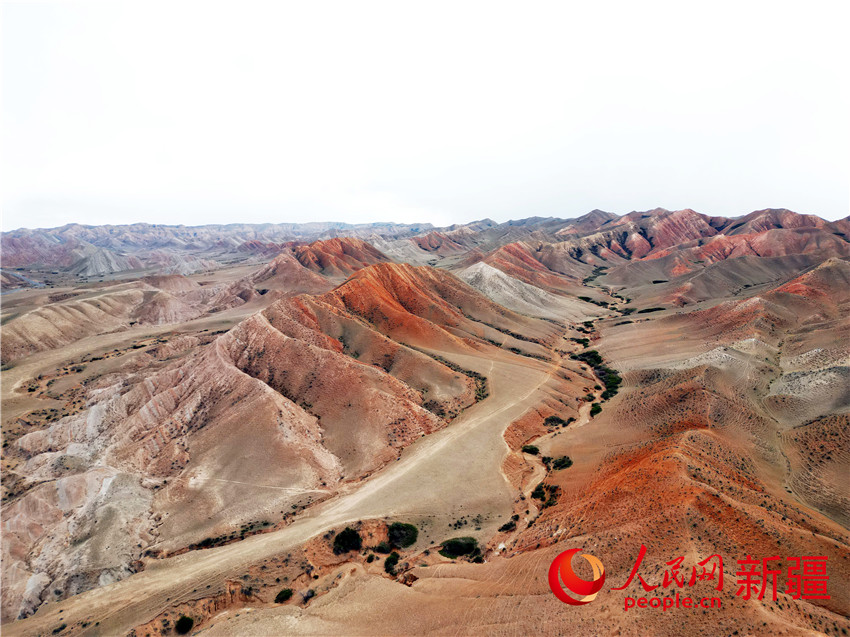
544,415 -> 567,427
533,484 -> 559,504
498,520 -> 516,532
637,307 -> 664,313
439,537 -> 478,559
552,456 -> 573,470
385,551 -> 400,574
275,588 -> 293,603
332,527 -> 362,554
521,445 -> 539,455
388,522 -> 418,548
175,615 -> 194,634
571,350 -> 603,366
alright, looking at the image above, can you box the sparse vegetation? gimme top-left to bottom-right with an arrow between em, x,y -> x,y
439,537 -> 478,559
412,349 -> 489,402
552,456 -> 573,470
544,415 -> 568,427
498,520 -> 516,532
388,522 -> 418,548
570,349 -> 622,400
582,266 -> 608,285
531,483 -> 560,507
332,527 -> 362,554
385,551 -> 400,574
175,615 -> 194,634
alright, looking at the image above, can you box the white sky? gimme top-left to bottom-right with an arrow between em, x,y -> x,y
2,0 -> 848,230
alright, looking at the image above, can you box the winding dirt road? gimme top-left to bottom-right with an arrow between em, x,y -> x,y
4,349 -> 558,636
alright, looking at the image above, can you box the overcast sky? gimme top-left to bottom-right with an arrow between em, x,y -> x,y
2,1 -> 848,231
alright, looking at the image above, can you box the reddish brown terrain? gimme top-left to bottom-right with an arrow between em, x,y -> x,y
2,209 -> 848,636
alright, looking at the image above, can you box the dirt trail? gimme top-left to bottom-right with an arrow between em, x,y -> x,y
3,349 -> 556,636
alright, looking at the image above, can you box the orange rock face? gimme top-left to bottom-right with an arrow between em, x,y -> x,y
292,237 -> 390,277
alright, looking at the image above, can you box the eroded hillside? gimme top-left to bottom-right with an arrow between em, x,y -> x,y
2,209 -> 848,636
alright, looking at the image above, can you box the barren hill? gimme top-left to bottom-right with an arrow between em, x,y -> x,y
2,210 -> 848,637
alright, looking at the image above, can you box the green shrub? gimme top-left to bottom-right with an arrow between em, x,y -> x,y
571,350 -> 603,366
552,456 -> 573,470
275,588 -> 293,603
385,551 -> 400,574
498,520 -> 516,532
521,445 -> 539,455
590,403 -> 602,417
374,541 -> 392,554
175,615 -> 194,634
388,522 -> 418,548
439,537 -> 478,559
332,527 -> 362,554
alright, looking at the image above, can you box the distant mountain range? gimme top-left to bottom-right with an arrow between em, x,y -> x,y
2,209 -> 848,287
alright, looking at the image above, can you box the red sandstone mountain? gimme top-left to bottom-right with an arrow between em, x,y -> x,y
319,262 -> 558,351
291,237 -> 390,278
2,210 -> 848,637
3,261 -> 559,619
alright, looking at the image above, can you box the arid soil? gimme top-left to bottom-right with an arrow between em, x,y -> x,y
2,209 -> 848,636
